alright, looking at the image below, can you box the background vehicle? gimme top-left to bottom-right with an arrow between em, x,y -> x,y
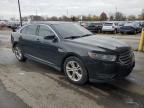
8,21 -> 20,31
142,22 -> 144,28
102,22 -> 118,34
11,22 -> 135,85
134,22 -> 142,32
85,22 -> 103,33
80,22 -> 88,28
117,22 -> 125,33
0,21 -> 7,28
119,22 -> 141,34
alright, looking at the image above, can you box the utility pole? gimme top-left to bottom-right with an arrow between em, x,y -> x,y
36,9 -> 38,16
115,6 -> 118,21
18,0 -> 22,26
67,9 -> 69,17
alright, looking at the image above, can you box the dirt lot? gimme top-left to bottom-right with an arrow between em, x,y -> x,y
0,30 -> 144,108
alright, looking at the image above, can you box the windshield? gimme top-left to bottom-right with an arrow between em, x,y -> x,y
52,23 -> 93,39
124,23 -> 136,27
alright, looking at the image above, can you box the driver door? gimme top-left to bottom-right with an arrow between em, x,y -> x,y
36,25 -> 60,65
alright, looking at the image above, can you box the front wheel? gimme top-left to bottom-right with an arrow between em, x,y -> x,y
13,45 -> 26,62
64,57 -> 88,85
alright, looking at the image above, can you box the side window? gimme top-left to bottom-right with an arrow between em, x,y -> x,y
21,26 -> 29,34
38,25 -> 55,37
115,23 -> 118,26
21,25 -> 37,35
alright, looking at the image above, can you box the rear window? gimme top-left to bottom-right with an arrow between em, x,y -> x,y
89,23 -> 102,26
124,23 -> 134,27
104,23 -> 113,26
88,23 -> 95,27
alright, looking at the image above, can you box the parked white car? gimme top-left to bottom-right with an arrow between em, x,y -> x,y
102,22 -> 118,34
0,21 -> 7,27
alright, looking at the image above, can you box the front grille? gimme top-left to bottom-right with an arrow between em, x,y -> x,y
119,50 -> 133,65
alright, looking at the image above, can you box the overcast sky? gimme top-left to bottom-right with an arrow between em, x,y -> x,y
0,0 -> 143,19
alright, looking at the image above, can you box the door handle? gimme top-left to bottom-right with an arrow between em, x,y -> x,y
36,38 -> 41,42
19,35 -> 22,39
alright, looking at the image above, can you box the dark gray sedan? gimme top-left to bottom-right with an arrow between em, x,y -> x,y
11,22 -> 135,85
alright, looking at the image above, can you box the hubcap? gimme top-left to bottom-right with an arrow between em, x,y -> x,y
66,61 -> 82,82
14,47 -> 22,60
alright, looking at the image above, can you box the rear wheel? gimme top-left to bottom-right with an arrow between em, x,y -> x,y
114,29 -> 117,34
97,29 -> 101,33
134,30 -> 137,35
64,57 -> 88,85
13,45 -> 26,62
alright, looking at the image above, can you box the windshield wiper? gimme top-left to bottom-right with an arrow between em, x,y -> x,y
80,34 -> 93,37
64,34 -> 93,39
64,36 -> 81,39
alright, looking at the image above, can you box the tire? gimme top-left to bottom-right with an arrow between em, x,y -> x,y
64,56 -> 88,85
98,29 -> 101,33
134,30 -> 137,35
114,29 -> 117,34
13,45 -> 26,62
120,32 -> 124,35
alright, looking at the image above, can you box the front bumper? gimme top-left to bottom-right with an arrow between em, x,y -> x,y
85,59 -> 135,82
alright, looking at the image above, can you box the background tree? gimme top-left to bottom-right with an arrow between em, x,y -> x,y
29,15 -> 44,21
141,9 -> 144,20
81,15 -> 88,21
87,14 -> 93,21
71,16 -> 76,21
115,12 -> 126,21
92,15 -> 99,21
127,15 -> 136,21
109,14 -> 114,21
22,16 -> 28,21
61,15 -> 71,21
10,17 -> 17,21
99,12 -> 108,21
50,16 -> 58,21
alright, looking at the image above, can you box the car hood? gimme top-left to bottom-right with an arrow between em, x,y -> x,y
68,35 -> 129,51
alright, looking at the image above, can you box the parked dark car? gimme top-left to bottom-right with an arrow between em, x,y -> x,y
11,22 -> 135,85
117,22 -> 125,33
86,22 -> 103,33
119,22 -> 141,34
8,23 -> 20,32
141,22 -> 144,28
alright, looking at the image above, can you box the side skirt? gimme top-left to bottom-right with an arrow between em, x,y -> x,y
24,54 -> 61,71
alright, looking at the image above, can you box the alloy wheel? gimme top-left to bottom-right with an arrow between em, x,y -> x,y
14,46 -> 23,60
66,61 -> 83,82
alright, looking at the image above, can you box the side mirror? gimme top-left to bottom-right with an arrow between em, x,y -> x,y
11,27 -> 16,32
44,35 -> 58,42
44,35 -> 55,40
12,29 -> 16,32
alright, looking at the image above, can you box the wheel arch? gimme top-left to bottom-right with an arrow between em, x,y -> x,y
12,42 -> 19,52
60,52 -> 87,73
13,42 -> 18,47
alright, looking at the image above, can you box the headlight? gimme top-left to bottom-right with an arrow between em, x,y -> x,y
88,52 -> 117,61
